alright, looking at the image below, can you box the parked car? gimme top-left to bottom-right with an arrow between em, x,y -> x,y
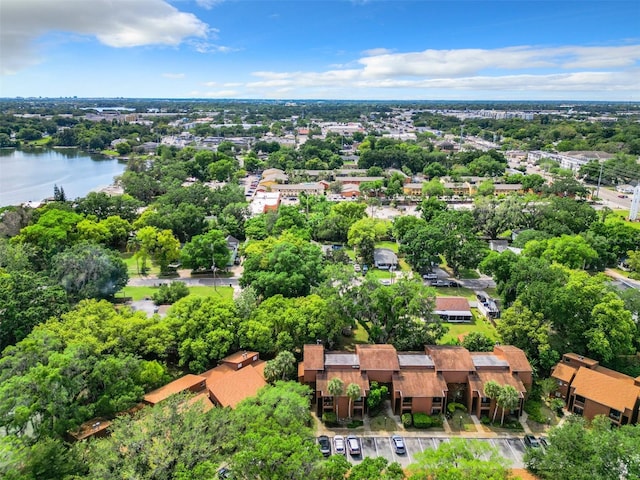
538,436 -> 549,449
618,194 -> 629,198
422,272 -> 438,280
334,435 -> 346,455
391,435 -> 406,454
347,435 -> 361,456
217,467 -> 232,479
318,435 -> 331,457
524,434 -> 541,448
430,280 -> 451,287
354,264 -> 361,272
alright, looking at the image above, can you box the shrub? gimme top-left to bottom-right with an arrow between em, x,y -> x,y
480,416 -> 491,425
347,420 -> 363,428
401,413 -> 412,427
524,399 -> 547,424
152,281 -> 189,305
367,381 -> 389,414
322,412 -> 338,426
413,413 -> 432,429
429,415 -> 443,428
447,402 -> 467,414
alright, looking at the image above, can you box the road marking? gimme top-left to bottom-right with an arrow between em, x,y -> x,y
417,437 -> 424,452
373,437 -> 379,457
506,438 -> 520,461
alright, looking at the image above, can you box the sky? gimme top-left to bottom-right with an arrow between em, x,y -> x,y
1,0 -> 639,101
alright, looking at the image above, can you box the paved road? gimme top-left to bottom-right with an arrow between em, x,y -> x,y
127,276 -> 239,287
323,435 -> 527,469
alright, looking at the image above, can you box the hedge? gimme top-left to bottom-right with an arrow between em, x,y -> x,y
322,412 -> 338,426
401,413 -> 412,427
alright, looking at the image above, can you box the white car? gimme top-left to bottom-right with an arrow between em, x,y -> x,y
333,435 -> 346,455
347,435 -> 361,456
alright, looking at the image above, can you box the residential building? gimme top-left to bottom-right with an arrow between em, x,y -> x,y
373,248 -> 398,270
434,297 -> 473,323
200,351 -> 267,408
551,353 -> 640,425
300,344 -> 532,419
249,192 -> 281,216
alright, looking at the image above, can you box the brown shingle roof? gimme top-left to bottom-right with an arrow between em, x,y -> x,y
564,353 -> 599,368
304,344 -> 325,370
356,344 -> 400,371
202,361 -> 267,408
316,370 -> 370,396
427,345 -> 475,372
143,374 -> 207,405
434,297 -> 470,312
221,351 -> 259,364
493,345 -> 533,373
392,371 -> 448,398
571,367 -> 640,412
471,371 -> 527,396
551,362 -> 577,383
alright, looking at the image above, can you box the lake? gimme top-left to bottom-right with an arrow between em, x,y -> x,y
0,148 -> 127,207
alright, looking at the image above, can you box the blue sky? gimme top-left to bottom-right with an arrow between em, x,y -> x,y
1,0 -> 639,100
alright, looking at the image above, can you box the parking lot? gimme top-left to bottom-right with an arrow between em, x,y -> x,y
324,436 -> 527,469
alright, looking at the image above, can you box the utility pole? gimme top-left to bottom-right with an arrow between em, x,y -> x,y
595,162 -> 604,200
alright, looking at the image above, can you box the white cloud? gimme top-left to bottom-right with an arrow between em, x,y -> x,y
361,48 -> 394,56
195,0 -> 225,10
162,73 -> 185,79
0,0 -> 209,74
242,44 -> 640,98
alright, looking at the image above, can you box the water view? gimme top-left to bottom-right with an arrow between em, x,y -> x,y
0,148 -> 127,206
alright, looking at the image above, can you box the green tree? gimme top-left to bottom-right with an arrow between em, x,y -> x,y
407,438 -> 511,480
497,384 -> 520,425
346,382 -> 362,419
0,271 -> 69,350
462,332 -> 495,352
327,377 -> 344,419
526,415 -> 640,480
264,350 -> 297,382
136,226 -> 180,274
180,229 -> 230,271
51,243 -> 128,300
166,296 -> 239,372
76,394 -> 226,480
241,234 -> 324,298
483,380 -> 502,423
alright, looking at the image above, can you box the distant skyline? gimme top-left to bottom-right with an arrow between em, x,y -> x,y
1,0 -> 639,101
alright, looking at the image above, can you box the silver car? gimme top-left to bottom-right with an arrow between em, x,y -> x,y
333,435 -> 346,455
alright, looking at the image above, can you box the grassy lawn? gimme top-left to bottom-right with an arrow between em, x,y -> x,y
448,410 -> 477,433
119,285 -> 234,302
101,149 -> 119,156
337,325 -> 369,351
369,414 -> 400,432
122,253 -> 161,277
439,312 -> 498,344
434,286 -> 477,300
398,259 -> 412,272
607,210 -> 640,230
375,241 -> 399,253
365,269 -> 394,280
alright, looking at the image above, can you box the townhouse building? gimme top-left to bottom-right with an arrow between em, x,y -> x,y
551,353 -> 640,425
299,344 -> 532,420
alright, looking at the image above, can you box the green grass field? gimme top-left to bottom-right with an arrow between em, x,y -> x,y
439,312 -> 498,344
119,285 -> 234,302
122,253 -> 161,277
607,210 -> 640,230
375,241 -> 399,253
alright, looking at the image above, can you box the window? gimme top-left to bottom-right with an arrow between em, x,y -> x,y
556,380 -> 563,386
609,409 -> 621,421
574,395 -> 585,403
573,406 -> 583,416
433,397 -> 442,404
481,397 -> 491,405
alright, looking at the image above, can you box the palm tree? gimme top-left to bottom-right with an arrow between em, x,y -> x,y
497,385 -> 520,426
483,380 -> 502,423
346,383 -> 362,419
327,377 -> 344,419
264,351 -> 296,383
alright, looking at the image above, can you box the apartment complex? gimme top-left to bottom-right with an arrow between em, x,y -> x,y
551,353 -> 640,425
299,344 -> 532,419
